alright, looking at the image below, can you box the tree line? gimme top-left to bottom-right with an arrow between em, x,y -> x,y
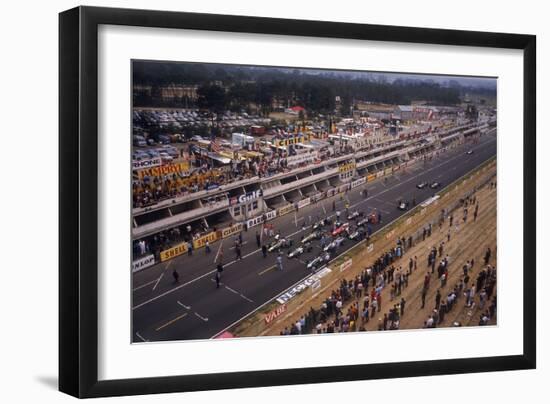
133,62 -> 492,114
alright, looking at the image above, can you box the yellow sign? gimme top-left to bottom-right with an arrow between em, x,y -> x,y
274,134 -> 311,147
192,231 -> 219,249
278,204 -> 295,216
160,242 -> 188,262
220,223 -> 243,239
367,174 -> 376,182
384,167 -> 393,175
137,162 -> 190,179
339,162 -> 356,173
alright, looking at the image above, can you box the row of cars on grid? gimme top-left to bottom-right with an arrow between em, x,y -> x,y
416,181 -> 442,190
266,210 -> 375,271
394,181 -> 443,211
133,109 -> 271,131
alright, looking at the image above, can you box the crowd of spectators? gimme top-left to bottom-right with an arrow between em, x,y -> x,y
280,240 -> 411,335
132,132 -> 370,209
280,182 -> 497,335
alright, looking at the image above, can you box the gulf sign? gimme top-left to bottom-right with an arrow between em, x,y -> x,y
238,189 -> 263,204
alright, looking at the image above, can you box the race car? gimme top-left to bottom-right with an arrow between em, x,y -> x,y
347,210 -> 363,221
416,182 -> 428,189
287,245 -> 305,259
306,252 -> 331,271
398,201 -> 410,211
348,227 -> 366,241
268,237 -> 293,252
323,236 -> 346,252
430,181 -> 442,189
332,222 -> 350,237
301,230 -> 323,244
466,150 -> 474,155
356,217 -> 370,227
312,217 -> 332,230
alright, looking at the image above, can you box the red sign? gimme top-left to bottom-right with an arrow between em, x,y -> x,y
264,304 -> 287,325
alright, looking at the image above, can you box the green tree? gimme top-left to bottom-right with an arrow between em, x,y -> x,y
196,84 -> 227,113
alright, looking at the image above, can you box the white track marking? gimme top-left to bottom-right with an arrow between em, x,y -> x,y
132,279 -> 157,292
225,285 -> 239,295
177,300 -> 191,310
258,265 -> 276,276
152,273 -> 163,291
240,294 -> 254,303
224,285 -> 254,303
214,239 -> 224,263
194,312 -> 209,322
135,332 -> 148,342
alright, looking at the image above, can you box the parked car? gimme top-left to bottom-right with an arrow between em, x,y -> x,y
159,152 -> 173,163
133,135 -> 146,147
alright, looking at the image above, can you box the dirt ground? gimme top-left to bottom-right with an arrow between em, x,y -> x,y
231,161 -> 497,337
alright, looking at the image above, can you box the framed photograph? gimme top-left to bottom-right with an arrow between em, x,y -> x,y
59,6 -> 536,398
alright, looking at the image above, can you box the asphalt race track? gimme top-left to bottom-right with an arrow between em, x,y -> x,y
132,131 -> 496,342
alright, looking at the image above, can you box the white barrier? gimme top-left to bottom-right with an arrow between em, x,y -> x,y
132,254 -> 155,273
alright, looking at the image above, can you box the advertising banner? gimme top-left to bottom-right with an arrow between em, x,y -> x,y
351,178 -> 366,188
137,161 -> 190,179
265,210 -> 277,221
273,134 -> 311,147
338,162 -> 356,173
220,223 -> 243,239
286,152 -> 318,167
339,258 -> 353,272
132,158 -> 161,171
160,242 -> 188,262
278,204 -> 295,216
192,231 -> 219,249
132,254 -> 155,273
264,304 -> 287,325
246,215 -> 264,229
276,267 -> 332,304
238,190 -> 263,204
297,197 -> 311,209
